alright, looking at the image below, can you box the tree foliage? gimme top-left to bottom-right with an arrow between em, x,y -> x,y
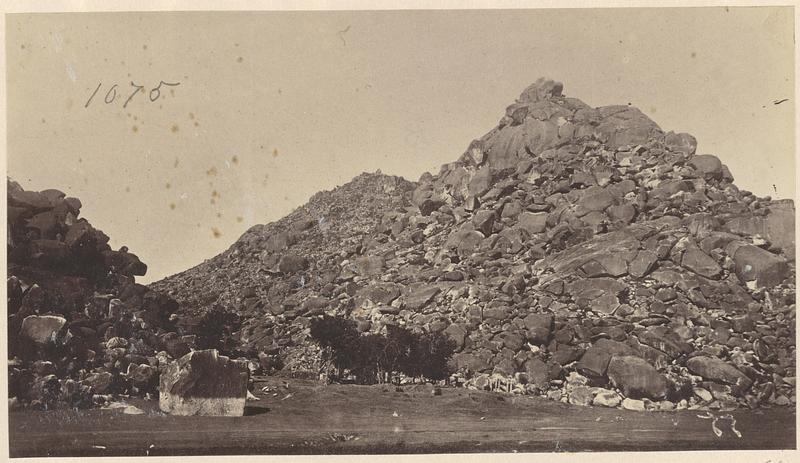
309,315 -> 456,384
195,305 -> 241,354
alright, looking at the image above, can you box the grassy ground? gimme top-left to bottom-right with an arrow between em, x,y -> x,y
8,376 -> 796,457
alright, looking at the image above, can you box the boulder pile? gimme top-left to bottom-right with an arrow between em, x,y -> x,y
7,179 -> 191,410
95,79 -> 800,412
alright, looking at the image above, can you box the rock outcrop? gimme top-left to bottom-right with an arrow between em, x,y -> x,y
7,180 -> 186,409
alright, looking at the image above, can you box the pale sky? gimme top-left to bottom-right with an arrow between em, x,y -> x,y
6,8 -> 795,283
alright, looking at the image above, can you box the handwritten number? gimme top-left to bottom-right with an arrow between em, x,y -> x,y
123,82 -> 144,109
149,81 -> 180,102
104,84 -> 118,104
86,80 -> 181,108
85,82 -> 102,108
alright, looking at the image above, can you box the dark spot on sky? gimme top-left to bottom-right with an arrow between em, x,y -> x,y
143,44 -> 148,50
171,124 -> 179,133
189,113 -> 195,119
212,228 -> 221,238
41,118 -> 46,124
125,186 -> 130,192
174,158 -> 179,168
216,212 -> 222,218
273,148 -> 279,158
207,167 -> 217,176
237,56 -> 243,63
212,190 -> 220,198
165,182 -> 171,189
169,203 -> 176,210
691,52 -> 696,58
20,44 -> 25,49
236,216 -> 243,223
132,126 -> 138,133
232,155 -> 239,164
194,121 -> 200,127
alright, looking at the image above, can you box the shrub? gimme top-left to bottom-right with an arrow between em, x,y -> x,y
195,305 -> 241,353
414,331 -> 456,381
310,316 -> 456,384
310,315 -> 360,375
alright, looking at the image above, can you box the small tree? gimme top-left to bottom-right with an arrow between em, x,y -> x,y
414,331 -> 456,382
350,333 -> 386,385
310,315 -> 359,378
383,324 -> 415,384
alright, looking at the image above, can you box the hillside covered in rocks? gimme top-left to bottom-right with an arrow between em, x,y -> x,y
151,79 -> 795,410
11,78 -> 794,414
152,79 -> 796,411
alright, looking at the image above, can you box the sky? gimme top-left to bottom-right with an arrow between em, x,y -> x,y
6,7 -> 795,283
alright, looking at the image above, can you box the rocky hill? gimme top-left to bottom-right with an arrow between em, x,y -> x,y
152,79 -> 796,411
7,180 -> 188,409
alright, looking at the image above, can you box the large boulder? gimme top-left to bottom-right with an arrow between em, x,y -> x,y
723,203 -> 796,257
159,349 -> 250,416
404,286 -> 440,311
278,254 -> 310,273
606,356 -> 667,400
517,212 -> 548,235
689,154 -> 723,179
354,255 -> 385,276
686,356 -> 753,391
19,315 -> 66,344
727,242 -> 789,288
468,167 -> 494,198
575,339 -> 635,380
681,245 -> 722,279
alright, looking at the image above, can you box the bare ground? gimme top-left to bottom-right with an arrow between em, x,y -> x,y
8,376 -> 796,457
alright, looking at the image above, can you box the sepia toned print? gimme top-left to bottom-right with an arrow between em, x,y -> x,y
4,6 -> 796,457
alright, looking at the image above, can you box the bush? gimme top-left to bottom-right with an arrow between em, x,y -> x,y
195,305 -> 241,354
310,315 -> 360,375
414,331 -> 456,381
310,316 -> 455,385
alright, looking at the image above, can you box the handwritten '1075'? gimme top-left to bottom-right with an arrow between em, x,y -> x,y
84,80 -> 181,109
